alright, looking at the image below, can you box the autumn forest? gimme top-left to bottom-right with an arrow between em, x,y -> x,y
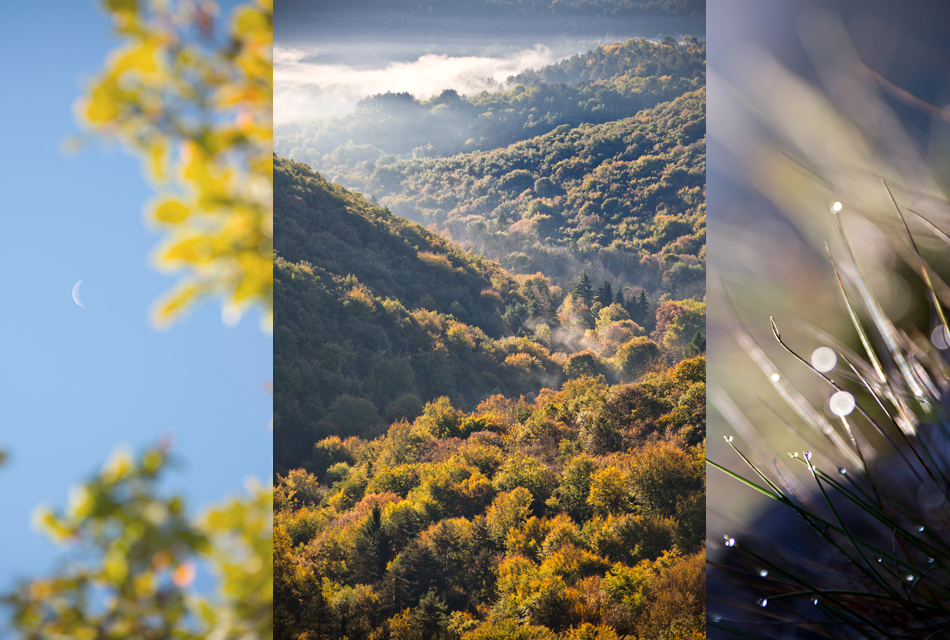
274,26 -> 705,640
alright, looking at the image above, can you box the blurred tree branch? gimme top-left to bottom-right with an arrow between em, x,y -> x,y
3,445 -> 273,640
0,1 -> 275,637
77,0 -> 273,332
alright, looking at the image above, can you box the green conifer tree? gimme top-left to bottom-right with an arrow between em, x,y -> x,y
573,271 -> 594,306
636,290 -> 650,324
684,329 -> 706,358
596,280 -> 613,307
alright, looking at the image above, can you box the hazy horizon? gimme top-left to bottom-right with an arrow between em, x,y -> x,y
274,10 -> 704,122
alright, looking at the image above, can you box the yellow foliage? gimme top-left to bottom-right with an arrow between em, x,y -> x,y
505,352 -> 540,372
344,284 -> 377,311
78,0 -> 273,331
417,250 -> 455,272
11,445 -> 272,639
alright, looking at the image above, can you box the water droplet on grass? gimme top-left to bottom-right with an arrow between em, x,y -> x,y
725,435 -> 733,443
932,325 -> 950,350
838,467 -> 847,475
770,373 -> 781,382
758,598 -> 768,607
918,480 -> 946,511
830,391 -> 855,416
712,614 -> 722,622
831,202 -> 843,214
917,525 -> 925,532
759,569 -> 768,577
804,451 -> 813,462
812,597 -> 819,605
811,346 -> 837,372
724,537 -> 735,547
907,575 -> 916,582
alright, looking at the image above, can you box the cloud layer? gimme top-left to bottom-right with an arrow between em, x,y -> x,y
274,44 -> 566,123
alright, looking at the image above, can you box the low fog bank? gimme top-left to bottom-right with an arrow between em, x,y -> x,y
275,43 -> 568,122
274,13 -> 703,123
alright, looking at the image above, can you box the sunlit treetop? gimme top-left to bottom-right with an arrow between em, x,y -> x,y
77,0 -> 273,332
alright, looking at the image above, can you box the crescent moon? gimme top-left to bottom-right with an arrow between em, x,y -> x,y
72,280 -> 84,308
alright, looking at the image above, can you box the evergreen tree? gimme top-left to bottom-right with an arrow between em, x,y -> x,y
596,280 -> 613,307
573,271 -> 594,306
684,329 -> 706,358
634,290 -> 650,324
615,287 -> 625,307
352,505 -> 388,585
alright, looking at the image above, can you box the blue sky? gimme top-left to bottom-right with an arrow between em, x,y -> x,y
0,0 -> 272,593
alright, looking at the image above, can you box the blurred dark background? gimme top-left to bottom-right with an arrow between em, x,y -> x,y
707,0 -> 950,548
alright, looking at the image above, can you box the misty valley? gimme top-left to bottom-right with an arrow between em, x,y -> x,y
273,7 -> 705,639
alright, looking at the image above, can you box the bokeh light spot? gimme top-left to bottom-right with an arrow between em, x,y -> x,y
931,325 -> 950,350
829,391 -> 855,416
811,346 -> 837,372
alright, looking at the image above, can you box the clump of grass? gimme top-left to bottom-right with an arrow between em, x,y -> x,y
709,187 -> 950,639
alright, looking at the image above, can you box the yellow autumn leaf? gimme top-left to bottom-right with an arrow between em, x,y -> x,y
84,81 -> 122,122
236,9 -> 272,43
152,200 -> 191,223
112,42 -> 158,75
104,549 -> 129,583
152,283 -> 203,326
105,0 -> 138,19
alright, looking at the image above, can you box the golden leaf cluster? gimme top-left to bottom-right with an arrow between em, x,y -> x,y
78,0 -> 273,331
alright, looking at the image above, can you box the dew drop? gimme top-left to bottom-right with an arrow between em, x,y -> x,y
917,525 -> 925,532
831,202 -> 843,214
758,598 -> 768,608
712,614 -> 722,622
907,575 -> 916,582
877,557 -> 883,563
838,467 -> 847,475
812,597 -> 819,605
725,435 -> 734,443
804,451 -> 813,462
811,346 -> 837,372
929,557 -> 935,564
759,569 -> 768,577
724,537 -> 735,547
770,373 -> 781,382
918,480 -> 946,511
932,325 -> 950,350
829,391 -> 856,417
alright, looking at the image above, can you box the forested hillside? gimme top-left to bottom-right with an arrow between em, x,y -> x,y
276,358 -> 705,640
328,90 -> 704,296
274,30 -> 705,640
276,39 -> 705,163
274,156 -> 704,473
276,39 -> 705,299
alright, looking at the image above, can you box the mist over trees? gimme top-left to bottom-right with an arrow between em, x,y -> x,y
273,157 -> 702,474
277,38 -> 705,303
274,27 -> 705,640
276,38 -> 704,163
